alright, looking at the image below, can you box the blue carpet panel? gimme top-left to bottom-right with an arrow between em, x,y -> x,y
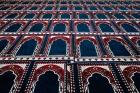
0,0 -> 140,93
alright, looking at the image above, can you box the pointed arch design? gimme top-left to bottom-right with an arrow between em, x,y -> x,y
29,23 -> 44,32
49,39 -> 67,55
0,37 -> 15,43
80,40 -> 97,57
77,23 -> 90,32
88,73 -> 115,93
48,36 -> 70,44
47,36 -> 70,55
76,37 -> 97,45
123,66 -> 140,92
0,65 -> 24,82
74,21 -> 90,26
0,71 -> 16,93
82,67 -> 115,84
121,23 -> 139,32
16,39 -> 37,56
99,23 -> 114,32
5,23 -> 22,32
108,40 -> 131,56
21,37 -> 42,44
103,37 -> 127,45
33,65 -> 65,81
123,66 -> 140,84
0,65 -> 24,93
34,71 -> 59,93
32,64 -> 70,93
53,23 -> 66,32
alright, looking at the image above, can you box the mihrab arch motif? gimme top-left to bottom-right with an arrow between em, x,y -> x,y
117,22 -> 139,33
16,37 -> 42,56
34,71 -> 59,93
0,65 -> 24,93
82,67 -> 115,93
76,37 -> 98,57
82,67 -> 115,84
103,37 -> 132,56
98,23 -> 114,32
88,73 -> 115,93
80,40 -> 98,57
49,39 -> 67,55
48,36 -> 70,56
5,23 -> 22,32
108,40 -> 131,56
32,65 -> 70,93
123,66 -> 140,92
16,39 -> 38,56
53,23 -> 66,32
77,23 -> 90,32
0,37 -> 15,53
29,23 -> 44,32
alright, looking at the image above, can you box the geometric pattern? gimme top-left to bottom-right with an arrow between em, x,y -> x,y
0,1 -> 140,93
